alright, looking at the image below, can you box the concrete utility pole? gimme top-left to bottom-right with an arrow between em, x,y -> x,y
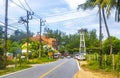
18,11 -> 33,61
78,28 -> 86,55
4,0 -> 8,67
39,19 -> 45,58
26,11 -> 29,61
99,5 -> 102,67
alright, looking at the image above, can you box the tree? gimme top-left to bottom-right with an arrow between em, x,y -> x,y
103,36 -> 120,54
29,41 -> 39,58
78,0 -> 114,52
89,29 -> 99,48
95,0 -> 120,22
102,8 -> 112,55
9,30 -> 34,44
78,0 -> 103,66
44,28 -> 67,50
0,26 -> 3,39
0,46 -> 5,69
65,33 -> 80,54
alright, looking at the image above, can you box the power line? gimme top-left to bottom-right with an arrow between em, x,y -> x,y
10,0 -> 40,23
9,0 -> 43,23
18,0 -> 27,11
24,0 -> 33,12
9,0 -> 27,11
43,10 -> 78,18
0,21 -> 22,31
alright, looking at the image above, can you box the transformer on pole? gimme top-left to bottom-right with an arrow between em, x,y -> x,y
78,28 -> 86,55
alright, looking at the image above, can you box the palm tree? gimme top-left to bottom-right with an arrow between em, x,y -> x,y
95,0 -> 120,55
115,0 -> 120,22
95,0 -> 120,22
102,8 -> 112,55
78,0 -> 103,66
95,0 -> 113,55
78,0 -> 114,55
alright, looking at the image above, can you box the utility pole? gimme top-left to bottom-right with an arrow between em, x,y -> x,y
26,11 -> 29,61
99,5 -> 102,67
39,19 -> 45,58
4,0 -> 8,68
18,11 -> 33,61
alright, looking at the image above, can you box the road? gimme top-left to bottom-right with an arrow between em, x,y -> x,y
0,58 -> 79,78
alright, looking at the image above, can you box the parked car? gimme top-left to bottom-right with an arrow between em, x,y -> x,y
74,54 -> 85,60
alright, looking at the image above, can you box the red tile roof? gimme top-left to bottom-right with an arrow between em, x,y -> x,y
30,35 -> 57,48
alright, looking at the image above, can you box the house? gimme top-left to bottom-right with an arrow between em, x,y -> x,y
30,35 -> 57,50
21,35 -> 58,58
21,43 -> 31,53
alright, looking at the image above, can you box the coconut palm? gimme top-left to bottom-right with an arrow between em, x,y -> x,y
95,0 -> 120,55
95,0 -> 120,22
78,0 -> 103,66
115,0 -> 120,22
78,0 -> 113,55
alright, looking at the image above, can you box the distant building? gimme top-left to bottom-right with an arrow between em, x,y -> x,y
7,52 -> 13,60
30,35 -> 57,50
22,43 -> 31,53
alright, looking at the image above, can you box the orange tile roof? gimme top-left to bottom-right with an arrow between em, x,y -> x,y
30,35 -> 57,49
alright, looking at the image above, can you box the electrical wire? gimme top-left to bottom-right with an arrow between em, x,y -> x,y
9,0 -> 27,11
18,0 -> 27,11
24,0 -> 33,12
9,0 -> 55,32
0,21 -> 27,31
0,21 -> 16,31
23,0 -> 43,19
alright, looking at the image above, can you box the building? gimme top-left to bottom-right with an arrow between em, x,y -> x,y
30,35 -> 57,50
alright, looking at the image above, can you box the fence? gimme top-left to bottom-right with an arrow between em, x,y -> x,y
86,53 -> 120,72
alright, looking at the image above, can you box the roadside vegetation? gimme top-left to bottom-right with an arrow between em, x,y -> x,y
81,36 -> 120,77
0,65 -> 31,76
81,54 -> 120,77
1,24 -> 120,76
77,0 -> 120,77
0,56 -> 55,76
0,0 -> 120,75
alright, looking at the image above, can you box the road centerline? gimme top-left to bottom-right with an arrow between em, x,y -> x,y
39,60 -> 68,78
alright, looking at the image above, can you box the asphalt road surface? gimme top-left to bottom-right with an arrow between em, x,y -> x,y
0,58 -> 79,78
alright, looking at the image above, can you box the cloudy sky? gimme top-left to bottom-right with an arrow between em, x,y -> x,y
0,0 -> 120,39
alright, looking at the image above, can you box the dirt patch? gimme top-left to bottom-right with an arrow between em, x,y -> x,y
74,61 -> 120,78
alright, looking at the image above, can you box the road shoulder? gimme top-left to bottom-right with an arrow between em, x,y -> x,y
74,61 -> 119,78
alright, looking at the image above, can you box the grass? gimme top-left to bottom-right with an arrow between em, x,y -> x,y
28,57 -> 56,64
0,65 -> 31,76
0,57 -> 56,76
80,60 -> 120,77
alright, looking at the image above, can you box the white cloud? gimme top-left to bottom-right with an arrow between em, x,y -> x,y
64,21 -> 74,28
0,0 -> 4,5
46,10 -> 90,23
65,0 -> 86,9
52,8 -> 68,14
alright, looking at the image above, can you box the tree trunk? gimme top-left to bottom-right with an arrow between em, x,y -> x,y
115,0 -> 120,22
102,8 -> 112,55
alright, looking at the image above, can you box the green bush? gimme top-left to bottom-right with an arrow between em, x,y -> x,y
88,61 -> 99,70
28,57 -> 55,64
87,53 -> 120,73
0,46 -> 5,69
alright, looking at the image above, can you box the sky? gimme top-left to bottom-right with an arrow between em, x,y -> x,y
0,0 -> 120,39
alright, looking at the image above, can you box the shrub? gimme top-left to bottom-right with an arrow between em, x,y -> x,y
0,46 -> 5,69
